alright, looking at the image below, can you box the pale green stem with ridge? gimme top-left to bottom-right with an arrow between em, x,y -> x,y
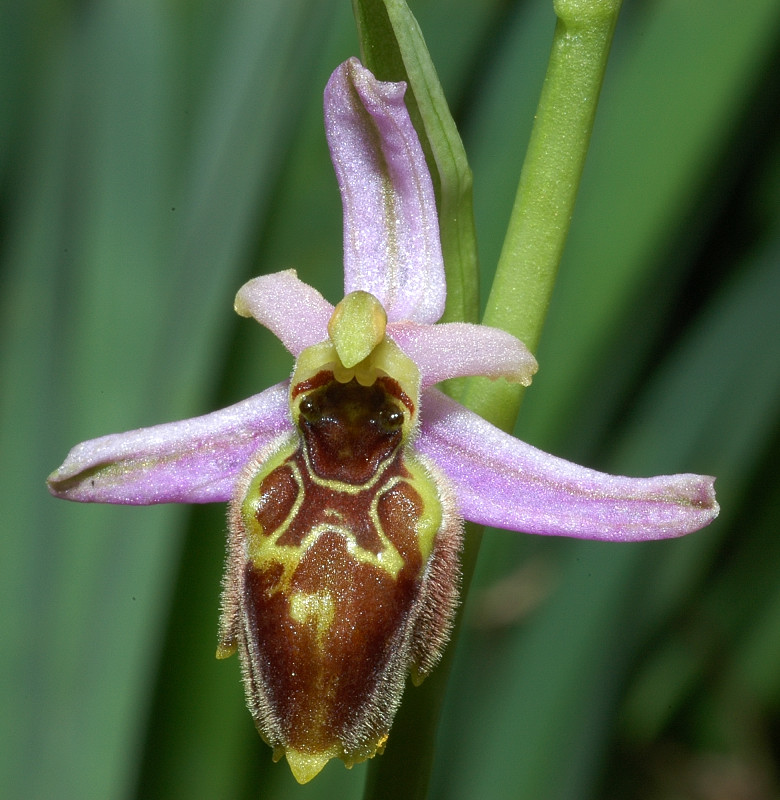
362,2 -> 622,798
463,0 -> 623,433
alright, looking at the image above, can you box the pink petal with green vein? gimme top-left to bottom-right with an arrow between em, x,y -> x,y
418,390 -> 719,542
47,383 -> 291,505
325,58 -> 446,324
235,270 -> 333,356
388,321 -> 538,387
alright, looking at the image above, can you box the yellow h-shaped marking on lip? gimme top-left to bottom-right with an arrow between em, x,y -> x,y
247,458 -> 405,593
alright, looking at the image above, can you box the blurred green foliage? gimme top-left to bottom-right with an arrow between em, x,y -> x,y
2,1 -> 779,799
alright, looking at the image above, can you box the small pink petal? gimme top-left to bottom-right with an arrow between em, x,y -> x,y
47,383 -> 292,504
235,270 -> 333,356
388,321 -> 538,387
325,58 -> 445,324
417,389 -> 719,542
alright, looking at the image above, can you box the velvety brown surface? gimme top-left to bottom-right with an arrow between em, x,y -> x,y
241,376 -> 430,754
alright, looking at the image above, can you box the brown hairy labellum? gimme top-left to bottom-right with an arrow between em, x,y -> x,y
217,364 -> 462,784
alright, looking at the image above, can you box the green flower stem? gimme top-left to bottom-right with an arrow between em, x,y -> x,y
463,0 -> 623,433
361,2 -> 622,798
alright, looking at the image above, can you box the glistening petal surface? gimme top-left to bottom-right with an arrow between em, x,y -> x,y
388,321 -> 538,387
417,390 -> 718,542
47,383 -> 291,504
325,58 -> 445,324
235,270 -> 333,357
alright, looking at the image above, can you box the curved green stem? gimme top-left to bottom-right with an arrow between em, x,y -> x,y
463,0 -> 623,432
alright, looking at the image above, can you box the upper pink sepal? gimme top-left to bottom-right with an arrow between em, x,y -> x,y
325,58 -> 446,325
417,389 -> 719,542
47,383 -> 291,504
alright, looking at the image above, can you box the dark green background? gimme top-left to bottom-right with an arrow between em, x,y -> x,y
3,1 -> 779,798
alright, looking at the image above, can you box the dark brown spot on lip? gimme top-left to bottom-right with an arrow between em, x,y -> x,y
376,479 -> 424,561
253,465 -> 299,534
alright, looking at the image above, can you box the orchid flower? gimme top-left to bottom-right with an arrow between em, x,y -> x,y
47,58 -> 718,784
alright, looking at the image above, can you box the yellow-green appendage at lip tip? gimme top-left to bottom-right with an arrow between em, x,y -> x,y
284,749 -> 333,784
283,732 -> 388,784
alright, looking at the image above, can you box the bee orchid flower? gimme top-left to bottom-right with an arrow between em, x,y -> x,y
47,58 -> 718,784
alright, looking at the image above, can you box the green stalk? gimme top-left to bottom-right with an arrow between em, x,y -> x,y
463,0 -> 623,432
